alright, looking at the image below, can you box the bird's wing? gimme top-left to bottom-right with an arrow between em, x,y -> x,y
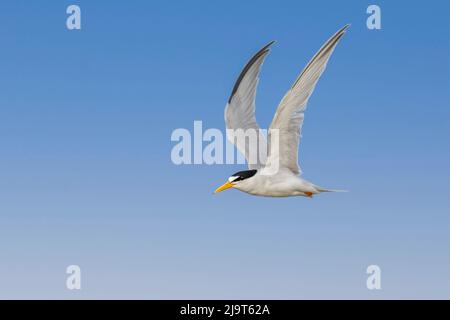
225,41 -> 274,170
266,25 -> 349,175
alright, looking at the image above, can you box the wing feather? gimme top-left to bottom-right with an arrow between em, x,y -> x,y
266,25 -> 349,175
225,41 -> 274,169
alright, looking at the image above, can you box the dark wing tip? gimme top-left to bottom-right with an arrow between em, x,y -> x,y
291,25 -> 349,89
227,41 -> 275,103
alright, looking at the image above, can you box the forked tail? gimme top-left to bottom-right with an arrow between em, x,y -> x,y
316,187 -> 348,193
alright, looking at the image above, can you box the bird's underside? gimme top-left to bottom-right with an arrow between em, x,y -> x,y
232,170 -> 326,198
215,25 -> 349,197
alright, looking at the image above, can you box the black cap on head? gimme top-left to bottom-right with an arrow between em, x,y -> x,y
229,169 -> 257,182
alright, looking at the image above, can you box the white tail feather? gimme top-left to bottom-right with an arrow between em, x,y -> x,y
317,188 -> 348,193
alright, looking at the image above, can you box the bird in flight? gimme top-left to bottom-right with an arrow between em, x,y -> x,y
214,25 -> 349,197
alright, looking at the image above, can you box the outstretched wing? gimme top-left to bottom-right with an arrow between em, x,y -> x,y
266,25 -> 349,175
225,41 -> 274,169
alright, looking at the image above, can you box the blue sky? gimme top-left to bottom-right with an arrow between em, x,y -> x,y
0,0 -> 449,299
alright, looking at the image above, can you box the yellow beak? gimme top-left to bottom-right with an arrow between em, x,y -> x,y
214,181 -> 233,194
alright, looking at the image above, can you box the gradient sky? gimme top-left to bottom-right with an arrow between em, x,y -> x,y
0,0 -> 449,299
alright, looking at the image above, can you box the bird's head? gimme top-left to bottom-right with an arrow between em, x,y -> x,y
214,169 -> 257,193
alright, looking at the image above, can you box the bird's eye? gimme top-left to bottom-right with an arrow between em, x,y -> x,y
228,176 -> 240,183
